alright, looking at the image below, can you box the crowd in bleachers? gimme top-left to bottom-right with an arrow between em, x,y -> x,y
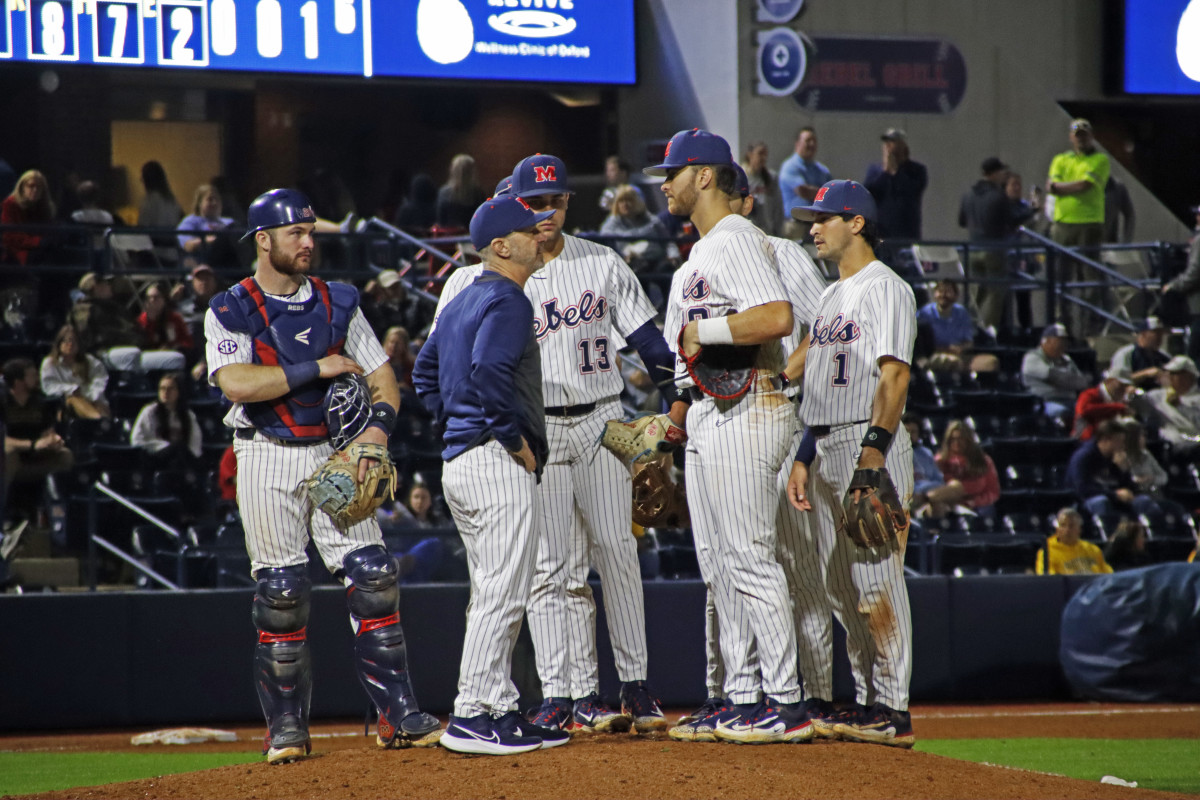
1,136 -> 1198,591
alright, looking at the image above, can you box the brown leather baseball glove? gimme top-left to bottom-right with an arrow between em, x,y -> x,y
305,442 -> 397,526
840,467 -> 907,548
632,460 -> 689,529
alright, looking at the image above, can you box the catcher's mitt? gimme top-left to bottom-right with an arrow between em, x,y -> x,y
325,373 -> 374,451
679,327 -> 759,400
305,442 -> 397,526
840,467 -> 907,548
632,460 -> 689,529
599,412 -> 687,465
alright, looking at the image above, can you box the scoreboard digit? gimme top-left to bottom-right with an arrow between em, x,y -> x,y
156,0 -> 207,67
92,0 -> 143,64
26,0 -> 80,61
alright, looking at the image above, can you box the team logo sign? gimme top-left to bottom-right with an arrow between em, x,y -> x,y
814,185 -> 829,201
217,339 -> 238,355
534,165 -> 556,183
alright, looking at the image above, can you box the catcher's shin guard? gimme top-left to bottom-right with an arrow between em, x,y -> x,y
344,546 -> 438,747
252,565 -> 313,760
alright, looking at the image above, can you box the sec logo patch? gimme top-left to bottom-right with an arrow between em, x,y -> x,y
217,340 -> 238,355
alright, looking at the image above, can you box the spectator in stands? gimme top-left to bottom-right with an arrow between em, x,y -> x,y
1102,519 -> 1151,571
381,481 -> 450,531
70,180 -> 117,227
915,280 -> 999,374
218,444 -> 237,502
1108,317 -> 1170,391
383,325 -> 416,392
1021,323 -> 1091,421
435,154 -> 486,231
1103,175 -> 1135,244
864,127 -> 928,241
1161,203 -> 1200,364
1073,368 -> 1133,440
1,169 -> 55,266
176,184 -> 235,256
958,157 -> 1012,330
2,358 -> 73,495
1065,419 -> 1160,521
655,209 -> 697,265
136,282 -> 194,362
906,412 -> 961,519
740,140 -> 781,235
173,264 -> 222,381
1003,172 -> 1042,334
40,325 -> 111,420
1035,507 -> 1112,575
599,185 -> 673,271
1140,355 -> 1200,455
934,420 -> 1001,518
362,271 -> 432,341
136,161 -> 183,257
599,156 -> 644,214
71,273 -> 186,373
1116,419 -> 1176,514
393,173 -> 438,235
778,126 -> 831,239
130,372 -> 202,469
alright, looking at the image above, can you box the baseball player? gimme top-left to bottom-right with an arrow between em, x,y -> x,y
413,195 -> 571,755
672,162 -> 837,740
785,179 -> 917,748
434,154 -> 685,733
651,129 -> 810,744
204,189 -> 439,764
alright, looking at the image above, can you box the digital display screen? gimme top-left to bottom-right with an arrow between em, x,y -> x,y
1124,0 -> 1200,95
0,0 -> 636,84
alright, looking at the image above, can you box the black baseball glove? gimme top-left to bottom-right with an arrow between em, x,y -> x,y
840,467 -> 908,548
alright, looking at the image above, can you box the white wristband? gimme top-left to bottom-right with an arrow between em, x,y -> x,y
697,316 -> 734,345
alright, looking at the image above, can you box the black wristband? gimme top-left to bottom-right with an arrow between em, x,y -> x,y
861,425 -> 893,453
367,402 -> 397,436
776,372 -> 791,389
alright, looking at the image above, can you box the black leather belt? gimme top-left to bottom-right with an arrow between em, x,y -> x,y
235,428 -> 324,447
544,402 -> 597,417
808,419 -> 870,438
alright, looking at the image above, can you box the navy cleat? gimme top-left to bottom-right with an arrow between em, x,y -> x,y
440,713 -> 542,756
620,680 -> 669,732
833,702 -> 915,748
802,697 -> 842,740
571,694 -> 632,733
527,697 -> 573,731
496,710 -> 571,749
668,697 -> 726,742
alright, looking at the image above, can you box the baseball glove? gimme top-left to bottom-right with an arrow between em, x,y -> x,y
678,327 -> 759,400
840,467 -> 907,548
305,442 -> 397,526
599,412 -> 687,465
631,459 -> 689,529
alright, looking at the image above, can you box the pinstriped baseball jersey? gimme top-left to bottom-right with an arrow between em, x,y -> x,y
663,214 -> 789,381
767,235 -> 827,358
205,279 -> 388,428
435,235 -> 657,406
799,261 -> 916,427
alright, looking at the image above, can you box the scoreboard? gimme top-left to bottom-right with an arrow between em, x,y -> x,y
0,0 -> 636,84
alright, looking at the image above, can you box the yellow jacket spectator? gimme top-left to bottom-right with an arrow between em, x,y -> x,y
1035,507 -> 1114,575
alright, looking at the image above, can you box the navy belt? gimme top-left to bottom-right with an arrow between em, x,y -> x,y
808,419 -> 870,438
544,402 -> 597,417
235,428 -> 324,447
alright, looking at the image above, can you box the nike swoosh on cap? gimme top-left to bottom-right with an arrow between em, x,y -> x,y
687,157 -> 699,162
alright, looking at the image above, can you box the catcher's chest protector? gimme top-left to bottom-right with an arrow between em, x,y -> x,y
212,277 -> 357,440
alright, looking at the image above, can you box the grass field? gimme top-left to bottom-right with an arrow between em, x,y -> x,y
917,738 -> 1200,795
1,739 -> 1197,797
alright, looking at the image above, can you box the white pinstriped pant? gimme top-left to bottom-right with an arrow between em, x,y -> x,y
701,427 -> 837,702
442,440 -> 542,718
234,433 -> 385,575
687,388 -> 801,705
810,422 -> 914,711
527,398 -> 646,699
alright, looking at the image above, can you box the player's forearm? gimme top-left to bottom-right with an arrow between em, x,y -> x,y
868,360 -> 910,435
729,301 -> 793,345
365,364 -> 401,412
782,333 -> 811,383
214,363 -> 304,403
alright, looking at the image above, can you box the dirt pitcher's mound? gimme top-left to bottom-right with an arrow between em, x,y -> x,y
7,733 -> 1193,800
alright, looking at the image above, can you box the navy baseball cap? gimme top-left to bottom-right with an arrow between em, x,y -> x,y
732,163 -> 750,198
791,179 -> 878,223
510,154 -> 571,197
469,195 -> 555,251
1137,316 -> 1165,332
643,129 -> 733,177
494,175 -> 513,197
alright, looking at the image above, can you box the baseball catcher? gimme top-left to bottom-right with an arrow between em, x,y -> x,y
306,374 -> 397,526
678,327 -> 760,400
840,467 -> 908,548
599,412 -> 689,528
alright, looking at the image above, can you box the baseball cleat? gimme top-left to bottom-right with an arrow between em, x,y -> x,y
496,710 -> 571,749
377,710 -> 442,749
619,680 -> 669,732
802,697 -> 844,739
668,699 -> 732,742
440,713 -> 542,756
712,699 -> 814,744
263,714 -> 311,764
571,694 -> 632,733
527,697 -> 573,731
832,702 -> 915,748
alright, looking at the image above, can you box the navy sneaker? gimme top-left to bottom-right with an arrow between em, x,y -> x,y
802,697 -> 841,739
571,694 -> 632,733
264,714 -> 311,765
713,698 -> 813,744
832,702 -> 915,748
441,713 -> 542,755
527,697 -> 573,730
668,697 -> 726,742
619,681 -> 669,732
495,710 -> 570,749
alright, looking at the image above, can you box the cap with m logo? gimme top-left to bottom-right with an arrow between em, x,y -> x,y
511,153 -> 571,198
790,179 -> 877,223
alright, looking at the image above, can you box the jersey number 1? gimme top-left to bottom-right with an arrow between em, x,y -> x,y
831,352 -> 850,387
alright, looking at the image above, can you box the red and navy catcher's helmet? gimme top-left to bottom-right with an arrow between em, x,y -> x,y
242,188 -> 316,240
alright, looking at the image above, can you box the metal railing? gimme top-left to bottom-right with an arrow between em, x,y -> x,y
86,481 -> 183,591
